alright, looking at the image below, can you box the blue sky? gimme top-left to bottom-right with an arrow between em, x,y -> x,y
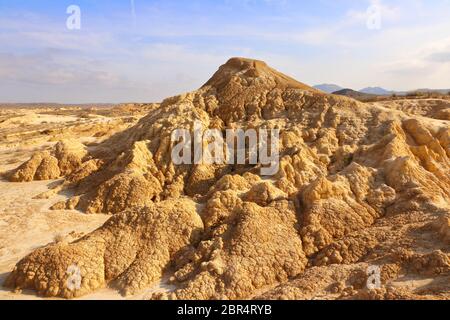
1,0 -> 450,103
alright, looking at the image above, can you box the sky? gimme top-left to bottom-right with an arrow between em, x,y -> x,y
1,0 -> 450,103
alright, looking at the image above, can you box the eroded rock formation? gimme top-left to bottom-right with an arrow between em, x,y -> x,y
5,58 -> 450,299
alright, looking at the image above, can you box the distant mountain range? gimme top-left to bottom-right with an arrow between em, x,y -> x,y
313,84 -> 393,95
313,84 -> 450,96
359,87 -> 393,95
312,84 -> 344,94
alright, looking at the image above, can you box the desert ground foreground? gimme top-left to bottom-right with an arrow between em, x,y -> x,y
0,58 -> 449,300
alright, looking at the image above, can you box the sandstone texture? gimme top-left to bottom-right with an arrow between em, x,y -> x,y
4,58 -> 450,300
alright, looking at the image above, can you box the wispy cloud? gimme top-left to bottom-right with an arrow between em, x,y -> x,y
1,0 -> 450,102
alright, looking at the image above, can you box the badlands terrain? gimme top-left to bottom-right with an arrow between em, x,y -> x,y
0,58 -> 449,300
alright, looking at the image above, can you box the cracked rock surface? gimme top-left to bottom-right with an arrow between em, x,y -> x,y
5,58 -> 450,299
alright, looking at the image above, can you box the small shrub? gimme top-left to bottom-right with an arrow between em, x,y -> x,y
53,233 -> 65,244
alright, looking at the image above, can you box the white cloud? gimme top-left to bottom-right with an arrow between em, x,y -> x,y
1,1 -> 450,102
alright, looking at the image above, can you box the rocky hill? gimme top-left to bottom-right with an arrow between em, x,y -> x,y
4,57 -> 449,300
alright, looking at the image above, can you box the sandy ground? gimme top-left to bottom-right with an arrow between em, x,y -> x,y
0,178 -> 109,300
0,106 -> 171,300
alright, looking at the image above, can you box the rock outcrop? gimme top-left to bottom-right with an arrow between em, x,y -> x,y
4,199 -> 203,298
9,139 -> 87,182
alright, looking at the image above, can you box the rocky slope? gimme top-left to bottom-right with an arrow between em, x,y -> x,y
4,57 -> 450,299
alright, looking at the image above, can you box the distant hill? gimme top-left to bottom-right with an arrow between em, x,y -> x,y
314,82 -> 450,97
332,88 -> 377,101
313,84 -> 343,94
360,87 -> 392,96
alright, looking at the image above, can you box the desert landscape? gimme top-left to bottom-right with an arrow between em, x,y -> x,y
0,57 -> 448,300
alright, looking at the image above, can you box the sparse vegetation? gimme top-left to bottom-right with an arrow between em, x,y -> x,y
53,233 -> 65,244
